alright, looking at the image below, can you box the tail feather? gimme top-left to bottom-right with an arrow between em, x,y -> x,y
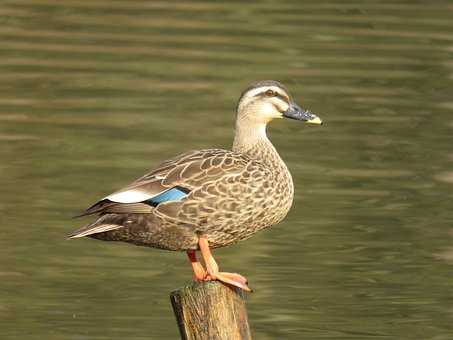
68,220 -> 124,239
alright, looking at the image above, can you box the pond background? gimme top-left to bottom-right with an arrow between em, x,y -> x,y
1,1 -> 453,339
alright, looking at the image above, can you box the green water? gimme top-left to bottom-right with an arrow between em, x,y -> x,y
1,1 -> 453,339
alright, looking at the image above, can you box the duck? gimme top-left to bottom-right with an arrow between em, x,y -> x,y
68,80 -> 322,291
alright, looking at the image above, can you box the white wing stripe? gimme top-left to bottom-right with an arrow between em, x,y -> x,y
106,190 -> 154,203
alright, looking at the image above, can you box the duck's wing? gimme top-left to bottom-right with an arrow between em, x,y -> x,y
75,148 -> 249,217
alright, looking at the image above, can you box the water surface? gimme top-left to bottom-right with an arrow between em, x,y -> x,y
1,1 -> 453,339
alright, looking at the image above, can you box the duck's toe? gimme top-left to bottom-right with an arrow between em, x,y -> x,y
214,272 -> 252,292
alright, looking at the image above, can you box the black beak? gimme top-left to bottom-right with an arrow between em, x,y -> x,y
283,102 -> 322,125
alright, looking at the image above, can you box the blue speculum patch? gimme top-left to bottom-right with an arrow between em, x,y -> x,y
145,186 -> 190,207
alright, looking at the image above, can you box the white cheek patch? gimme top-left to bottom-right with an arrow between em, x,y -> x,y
263,98 -> 289,118
106,190 -> 154,203
261,102 -> 276,115
250,102 -> 280,120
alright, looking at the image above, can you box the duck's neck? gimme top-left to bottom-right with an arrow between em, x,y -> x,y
232,118 -> 284,168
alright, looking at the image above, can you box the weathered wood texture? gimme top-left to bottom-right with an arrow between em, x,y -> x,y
170,281 -> 252,340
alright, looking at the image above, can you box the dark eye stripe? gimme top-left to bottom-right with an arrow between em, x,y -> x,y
274,93 -> 290,104
254,89 -> 290,103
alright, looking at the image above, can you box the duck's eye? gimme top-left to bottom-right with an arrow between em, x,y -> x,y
265,89 -> 277,97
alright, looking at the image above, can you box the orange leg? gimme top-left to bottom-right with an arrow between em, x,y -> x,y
198,236 -> 251,292
186,250 -> 207,281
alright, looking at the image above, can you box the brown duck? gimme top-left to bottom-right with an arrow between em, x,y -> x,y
69,80 -> 322,291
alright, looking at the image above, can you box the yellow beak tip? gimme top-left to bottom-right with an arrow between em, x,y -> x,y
307,117 -> 323,125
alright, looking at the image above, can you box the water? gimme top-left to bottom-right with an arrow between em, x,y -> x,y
1,1 -> 453,339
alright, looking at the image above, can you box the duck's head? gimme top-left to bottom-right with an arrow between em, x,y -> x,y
236,80 -> 322,125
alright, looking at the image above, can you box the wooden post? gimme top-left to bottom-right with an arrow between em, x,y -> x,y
170,281 -> 252,340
